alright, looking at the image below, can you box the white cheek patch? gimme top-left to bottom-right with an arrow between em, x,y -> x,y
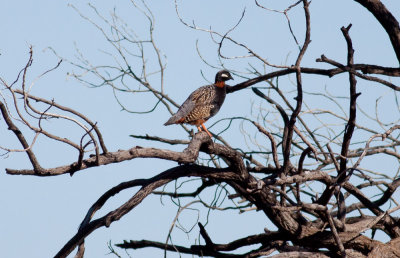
221,74 -> 229,78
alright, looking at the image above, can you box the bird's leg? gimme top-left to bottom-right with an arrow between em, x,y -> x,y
197,126 -> 202,132
201,123 -> 213,138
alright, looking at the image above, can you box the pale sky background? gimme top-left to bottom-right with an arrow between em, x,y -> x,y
1,1 -> 400,257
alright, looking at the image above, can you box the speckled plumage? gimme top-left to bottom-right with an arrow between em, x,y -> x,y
164,84 -> 225,125
164,70 -> 233,137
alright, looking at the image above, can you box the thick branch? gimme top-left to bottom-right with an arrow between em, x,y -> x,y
226,64 -> 400,94
55,164 -> 240,258
353,0 -> 400,64
117,232 -> 283,256
6,132 -> 211,176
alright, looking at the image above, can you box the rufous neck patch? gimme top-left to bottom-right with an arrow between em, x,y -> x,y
215,81 -> 225,88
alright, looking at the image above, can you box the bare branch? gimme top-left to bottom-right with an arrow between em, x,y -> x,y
0,101 -> 43,172
6,132 -> 212,176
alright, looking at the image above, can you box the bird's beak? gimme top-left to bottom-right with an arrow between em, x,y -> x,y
229,74 -> 234,80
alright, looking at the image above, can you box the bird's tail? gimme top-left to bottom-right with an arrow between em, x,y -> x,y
164,116 -> 179,126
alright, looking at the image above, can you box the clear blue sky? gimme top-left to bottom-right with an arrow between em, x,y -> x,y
1,0 -> 399,257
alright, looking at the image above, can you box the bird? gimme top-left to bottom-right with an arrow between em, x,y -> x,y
164,70 -> 233,137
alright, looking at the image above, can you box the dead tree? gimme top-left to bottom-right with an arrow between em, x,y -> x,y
1,0 -> 400,257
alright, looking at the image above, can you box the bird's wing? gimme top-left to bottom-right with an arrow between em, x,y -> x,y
164,91 -> 197,125
189,85 -> 214,104
173,96 -> 196,119
164,85 -> 213,125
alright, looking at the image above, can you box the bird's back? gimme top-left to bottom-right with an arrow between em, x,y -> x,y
164,84 -> 226,125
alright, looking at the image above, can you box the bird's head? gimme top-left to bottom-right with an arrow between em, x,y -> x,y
214,70 -> 233,87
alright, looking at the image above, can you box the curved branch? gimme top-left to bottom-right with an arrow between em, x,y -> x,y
353,0 -> 400,64
0,101 -> 43,172
252,121 -> 281,169
15,89 -> 108,154
55,164 -> 239,258
283,0 -> 311,174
